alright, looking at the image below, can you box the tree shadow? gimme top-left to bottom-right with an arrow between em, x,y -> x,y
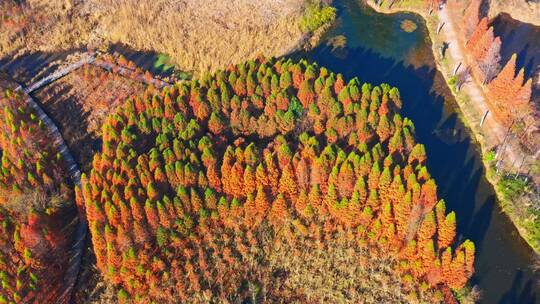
465,194 -> 495,255
492,13 -> 540,71
492,13 -> 540,102
499,271 -> 538,304
31,81 -> 94,170
0,49 -> 84,85
108,43 -> 177,79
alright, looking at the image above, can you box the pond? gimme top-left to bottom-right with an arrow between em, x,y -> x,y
296,0 -> 539,303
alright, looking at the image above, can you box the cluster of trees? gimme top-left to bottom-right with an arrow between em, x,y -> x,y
0,90 -> 66,194
82,57 -> 475,302
0,89 -> 75,302
462,0 -> 536,136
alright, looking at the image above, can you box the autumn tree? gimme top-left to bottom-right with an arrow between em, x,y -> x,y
78,57 -> 475,303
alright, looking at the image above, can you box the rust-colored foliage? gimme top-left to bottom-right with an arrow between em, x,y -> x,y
487,54 -> 534,126
0,86 -> 74,303
462,0 -> 482,39
461,6 -> 536,133
82,58 -> 474,303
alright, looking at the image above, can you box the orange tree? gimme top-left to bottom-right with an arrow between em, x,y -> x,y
82,57 -> 475,303
0,88 -> 76,303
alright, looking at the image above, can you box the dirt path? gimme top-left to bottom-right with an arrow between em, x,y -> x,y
93,59 -> 173,89
23,51 -> 173,94
13,52 -> 173,303
368,0 -> 529,170
438,5 -> 524,168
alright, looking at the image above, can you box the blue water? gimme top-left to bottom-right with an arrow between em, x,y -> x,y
297,1 -> 539,303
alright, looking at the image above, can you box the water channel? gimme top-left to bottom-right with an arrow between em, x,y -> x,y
296,1 -> 539,303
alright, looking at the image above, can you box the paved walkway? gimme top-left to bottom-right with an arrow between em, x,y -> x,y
12,83 -> 86,304
24,54 -> 96,94
438,5 -> 524,168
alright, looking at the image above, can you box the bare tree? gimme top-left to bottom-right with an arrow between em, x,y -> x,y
478,37 -> 502,83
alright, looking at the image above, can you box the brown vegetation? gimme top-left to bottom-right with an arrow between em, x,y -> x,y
0,81 -> 77,303
0,0 -> 318,76
79,57 -> 475,303
488,0 -> 540,27
458,0 -> 539,151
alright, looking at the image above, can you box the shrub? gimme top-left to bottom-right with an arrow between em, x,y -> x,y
497,175 -> 528,200
300,1 -> 337,33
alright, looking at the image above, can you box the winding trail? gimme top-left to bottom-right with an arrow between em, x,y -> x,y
10,54 -> 98,303
22,51 -> 173,94
2,50 -> 179,303
24,53 -> 96,94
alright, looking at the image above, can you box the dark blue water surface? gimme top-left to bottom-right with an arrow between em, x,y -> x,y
296,1 -> 539,303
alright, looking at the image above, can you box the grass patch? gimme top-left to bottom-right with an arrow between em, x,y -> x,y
483,150 -> 496,163
300,1 -> 337,33
153,54 -> 175,73
497,175 -> 529,201
0,0 -> 308,76
496,173 -> 540,251
448,75 -> 458,93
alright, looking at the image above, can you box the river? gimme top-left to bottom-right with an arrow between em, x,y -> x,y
296,0 -> 539,303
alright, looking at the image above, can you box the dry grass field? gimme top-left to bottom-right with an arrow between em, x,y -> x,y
0,0 -> 315,75
489,0 -> 540,26
79,225 -> 455,304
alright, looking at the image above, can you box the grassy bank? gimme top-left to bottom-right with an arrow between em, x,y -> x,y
365,0 -> 540,254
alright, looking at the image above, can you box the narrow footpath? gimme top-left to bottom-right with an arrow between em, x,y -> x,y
13,83 -> 86,304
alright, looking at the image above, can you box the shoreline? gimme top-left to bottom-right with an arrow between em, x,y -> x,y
363,0 -> 539,254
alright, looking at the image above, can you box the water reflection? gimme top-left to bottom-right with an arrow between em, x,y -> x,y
293,0 -> 540,302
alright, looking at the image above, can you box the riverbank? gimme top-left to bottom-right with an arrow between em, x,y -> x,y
364,0 -> 539,254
